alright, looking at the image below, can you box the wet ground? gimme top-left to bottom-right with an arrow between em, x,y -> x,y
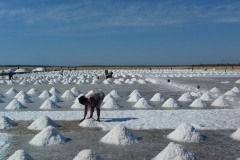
2,121 -> 240,160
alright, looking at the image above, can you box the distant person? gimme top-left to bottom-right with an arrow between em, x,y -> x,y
104,69 -> 108,79
78,90 -> 105,123
149,67 -> 152,70
192,66 -> 194,71
8,71 -> 13,80
197,85 -> 200,89
60,67 -> 63,76
232,66 -> 234,71
225,66 -> 227,72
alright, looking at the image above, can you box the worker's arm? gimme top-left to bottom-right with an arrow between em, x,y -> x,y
79,104 -> 88,123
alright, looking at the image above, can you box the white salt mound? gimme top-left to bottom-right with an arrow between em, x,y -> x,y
5,87 -> 18,95
209,87 -> 221,92
102,98 -> 121,109
73,149 -> 103,160
100,124 -> 139,145
49,95 -> 62,103
28,116 -> 60,130
235,79 -> 240,83
38,90 -> 52,99
5,99 -> 27,110
0,116 -> 17,129
211,96 -> 230,107
61,90 -> 75,98
178,92 -> 192,102
39,99 -> 60,109
199,92 -> 214,101
189,99 -> 207,108
162,98 -> 180,108
129,89 -> 141,97
224,90 -> 237,96
85,90 -> 94,97
150,93 -> 165,102
0,98 -> 3,103
127,94 -> 141,102
29,126 -> 68,146
167,123 -> 204,143
231,87 -> 240,93
27,88 -> 40,95
49,87 -> 60,94
109,90 -> 121,99
133,98 -> 153,108
71,87 -> 81,95
230,128 -> 240,141
7,149 -> 34,160
17,95 -> 33,104
152,142 -> 198,160
79,119 -> 100,128
103,94 -> 115,102
14,91 -> 30,99
71,100 -> 85,109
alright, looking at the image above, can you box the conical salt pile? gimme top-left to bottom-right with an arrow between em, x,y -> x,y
49,95 -> 63,103
199,92 -> 214,101
27,88 -> 40,95
5,99 -> 27,110
189,98 -> 207,108
231,87 -> 240,93
86,90 -> 94,96
102,98 -> 121,109
150,93 -> 165,102
14,91 -> 30,99
61,90 -> 75,98
0,116 -> 17,129
211,96 -> 230,107
162,98 -> 180,108
0,99 -> 3,103
167,123 -> 204,143
109,90 -> 121,99
73,149 -> 103,160
178,92 -> 193,102
129,89 -> 141,97
71,87 -> 81,96
79,119 -> 100,128
152,142 -> 198,160
7,149 -> 34,160
100,124 -> 139,145
230,128 -> 240,141
103,94 -> 115,102
28,116 -> 60,130
39,99 -> 60,109
38,90 -> 52,99
210,87 -> 221,92
224,90 -> 237,96
71,100 -> 85,109
235,79 -> 240,83
29,126 -> 68,146
49,87 -> 60,94
17,95 -> 33,104
5,87 -> 18,95
127,94 -> 141,102
103,79 -> 110,84
133,98 -> 153,108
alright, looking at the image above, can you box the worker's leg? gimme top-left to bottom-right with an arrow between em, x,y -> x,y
88,106 -> 94,118
96,107 -> 100,122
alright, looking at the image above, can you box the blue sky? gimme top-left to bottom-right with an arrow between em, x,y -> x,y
0,0 -> 239,66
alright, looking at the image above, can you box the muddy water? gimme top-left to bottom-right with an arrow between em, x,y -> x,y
2,121 -> 240,160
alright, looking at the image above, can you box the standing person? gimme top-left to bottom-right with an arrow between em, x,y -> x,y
8,71 -> 13,80
78,90 -> 105,123
60,67 -> 63,76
